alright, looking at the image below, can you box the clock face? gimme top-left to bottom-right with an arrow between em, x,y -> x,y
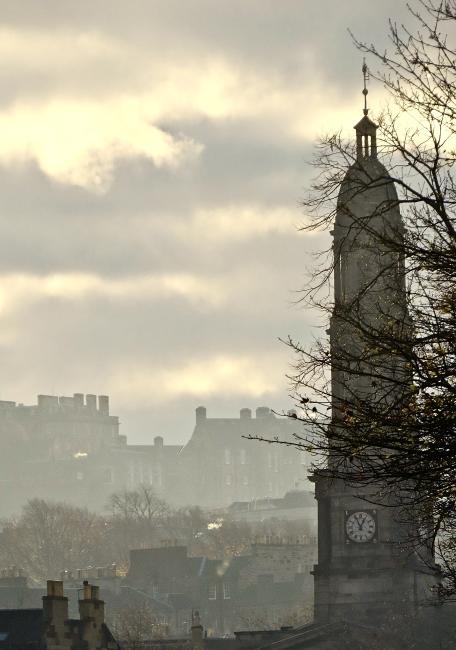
345,510 -> 377,543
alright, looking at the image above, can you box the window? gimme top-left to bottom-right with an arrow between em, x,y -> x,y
208,584 -> 217,600
243,475 -> 249,486
223,583 -> 231,599
76,471 -> 84,481
240,449 -> 246,465
224,449 -> 231,465
225,474 -> 232,486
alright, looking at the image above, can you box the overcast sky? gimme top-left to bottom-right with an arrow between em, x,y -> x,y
0,0 -> 412,443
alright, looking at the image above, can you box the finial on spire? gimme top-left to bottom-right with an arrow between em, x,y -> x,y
354,59 -> 378,160
362,58 -> 369,116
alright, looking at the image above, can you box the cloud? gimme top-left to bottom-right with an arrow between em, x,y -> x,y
0,0 -> 419,443
107,354 -> 281,406
0,271 -> 227,314
0,98 -> 202,192
0,20 -> 389,192
165,204 -> 297,245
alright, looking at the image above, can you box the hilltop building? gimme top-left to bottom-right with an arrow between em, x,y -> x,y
178,406 -> 310,508
0,395 -> 312,514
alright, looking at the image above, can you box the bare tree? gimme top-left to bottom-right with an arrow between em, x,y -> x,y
108,485 -> 171,565
110,603 -> 167,650
109,485 -> 170,523
0,499 -> 107,580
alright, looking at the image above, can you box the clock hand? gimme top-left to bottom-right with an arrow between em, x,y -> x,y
355,514 -> 367,531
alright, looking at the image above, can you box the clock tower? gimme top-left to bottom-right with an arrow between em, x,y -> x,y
312,67 -> 440,627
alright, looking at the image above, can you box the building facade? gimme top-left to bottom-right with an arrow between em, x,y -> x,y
124,540 -> 316,635
178,406 -> 311,508
0,395 -> 312,514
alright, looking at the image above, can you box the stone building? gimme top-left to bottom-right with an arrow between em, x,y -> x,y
0,393 -> 123,513
124,540 -> 316,636
0,392 -> 180,513
0,395 -> 312,515
311,87 -> 440,635
177,406 -> 311,508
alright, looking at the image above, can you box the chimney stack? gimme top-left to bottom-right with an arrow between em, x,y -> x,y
38,395 -> 58,410
98,395 -> 109,415
79,582 -> 105,646
240,408 -> 252,419
79,581 -> 104,624
86,394 -> 96,412
256,406 -> 270,418
42,580 -> 68,646
195,406 -> 207,423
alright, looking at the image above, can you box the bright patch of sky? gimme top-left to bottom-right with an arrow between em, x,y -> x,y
0,0 -> 412,442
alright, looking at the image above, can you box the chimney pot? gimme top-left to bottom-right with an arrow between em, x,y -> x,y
47,580 -> 64,597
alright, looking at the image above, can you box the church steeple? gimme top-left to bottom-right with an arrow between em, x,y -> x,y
311,65 -> 440,632
354,60 -> 378,160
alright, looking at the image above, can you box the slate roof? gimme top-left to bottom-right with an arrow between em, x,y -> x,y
0,608 -> 120,650
228,490 -> 316,514
245,620 -> 401,650
0,609 -> 43,647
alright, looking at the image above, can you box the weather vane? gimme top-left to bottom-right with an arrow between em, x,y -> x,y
362,58 -> 369,115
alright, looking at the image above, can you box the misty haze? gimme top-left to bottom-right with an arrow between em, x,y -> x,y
0,1 -> 455,649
